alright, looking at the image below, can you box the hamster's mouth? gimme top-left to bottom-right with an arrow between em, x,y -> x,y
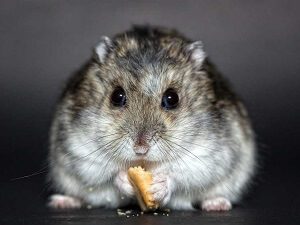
129,156 -> 159,167
132,156 -> 149,164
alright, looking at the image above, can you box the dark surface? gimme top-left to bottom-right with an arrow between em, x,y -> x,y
1,0 -> 300,224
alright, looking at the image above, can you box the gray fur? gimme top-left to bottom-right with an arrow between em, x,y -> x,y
48,26 -> 256,210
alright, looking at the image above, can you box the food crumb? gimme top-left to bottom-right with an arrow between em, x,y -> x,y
117,211 -> 126,216
117,208 -> 171,217
117,209 -> 137,217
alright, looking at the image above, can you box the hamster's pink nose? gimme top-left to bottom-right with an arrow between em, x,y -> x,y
133,133 -> 150,155
133,145 -> 149,155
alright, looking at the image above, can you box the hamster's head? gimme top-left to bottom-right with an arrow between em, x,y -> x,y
65,27 -> 220,166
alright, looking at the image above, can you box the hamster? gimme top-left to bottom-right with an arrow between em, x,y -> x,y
48,26 -> 256,211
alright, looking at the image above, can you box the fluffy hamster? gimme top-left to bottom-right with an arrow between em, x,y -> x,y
48,26 -> 256,211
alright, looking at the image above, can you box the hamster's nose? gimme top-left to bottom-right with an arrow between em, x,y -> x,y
133,133 -> 150,155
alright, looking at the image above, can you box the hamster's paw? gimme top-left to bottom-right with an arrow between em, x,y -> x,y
149,173 -> 171,206
201,197 -> 232,211
48,194 -> 82,209
114,170 -> 135,197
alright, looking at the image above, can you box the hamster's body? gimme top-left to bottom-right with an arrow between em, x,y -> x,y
48,26 -> 256,211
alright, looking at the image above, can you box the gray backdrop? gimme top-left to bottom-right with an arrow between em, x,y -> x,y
1,0 -> 299,181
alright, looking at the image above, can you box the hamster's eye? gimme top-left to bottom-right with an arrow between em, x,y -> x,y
161,88 -> 179,110
111,87 -> 126,107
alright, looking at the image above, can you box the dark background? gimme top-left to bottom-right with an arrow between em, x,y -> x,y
0,1 -> 299,224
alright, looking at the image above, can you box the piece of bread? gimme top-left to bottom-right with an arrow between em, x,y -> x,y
128,166 -> 159,211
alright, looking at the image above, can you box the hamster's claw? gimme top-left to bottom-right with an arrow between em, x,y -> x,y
48,194 -> 82,209
149,173 -> 171,206
201,197 -> 232,211
114,170 -> 135,197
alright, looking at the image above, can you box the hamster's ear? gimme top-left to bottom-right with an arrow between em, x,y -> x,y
93,36 -> 112,63
185,41 -> 206,68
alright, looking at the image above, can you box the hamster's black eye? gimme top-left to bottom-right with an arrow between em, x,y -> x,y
161,88 -> 179,110
111,87 -> 126,107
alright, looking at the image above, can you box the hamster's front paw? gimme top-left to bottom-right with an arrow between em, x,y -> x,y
149,173 -> 171,206
48,194 -> 82,209
114,170 -> 135,197
201,197 -> 232,211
